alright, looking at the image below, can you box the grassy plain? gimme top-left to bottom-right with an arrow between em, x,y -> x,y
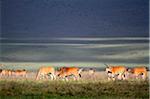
0,79 -> 149,99
0,63 -> 149,99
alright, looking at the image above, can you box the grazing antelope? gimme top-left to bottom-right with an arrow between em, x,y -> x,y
36,66 -> 55,80
57,67 -> 83,81
126,66 -> 148,80
105,64 -> 127,81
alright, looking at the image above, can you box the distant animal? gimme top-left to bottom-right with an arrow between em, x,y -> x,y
88,68 -> 95,75
12,69 -> 27,78
0,64 -> 4,66
57,67 -> 83,80
105,64 -> 127,80
126,66 -> 148,80
36,66 -> 55,80
1,69 -> 12,77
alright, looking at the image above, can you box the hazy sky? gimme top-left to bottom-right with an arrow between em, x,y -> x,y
1,0 -> 149,38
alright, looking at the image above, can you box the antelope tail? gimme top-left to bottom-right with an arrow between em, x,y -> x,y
78,68 -> 83,74
78,68 -> 83,78
79,74 -> 81,77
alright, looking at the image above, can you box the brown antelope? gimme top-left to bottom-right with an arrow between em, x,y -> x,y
1,69 -> 12,77
57,67 -> 83,81
126,66 -> 148,80
12,69 -> 27,78
36,66 -> 55,80
105,64 -> 127,81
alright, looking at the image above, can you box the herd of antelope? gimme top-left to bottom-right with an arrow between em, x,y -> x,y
36,67 -> 83,81
0,69 -> 27,78
0,64 -> 149,81
105,64 -> 148,81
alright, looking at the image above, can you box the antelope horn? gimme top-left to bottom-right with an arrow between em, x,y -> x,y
104,63 -> 109,67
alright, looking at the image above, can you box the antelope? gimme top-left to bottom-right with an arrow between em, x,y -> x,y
57,67 -> 83,81
126,66 -> 148,80
36,66 -> 55,80
12,69 -> 27,78
105,64 -> 127,81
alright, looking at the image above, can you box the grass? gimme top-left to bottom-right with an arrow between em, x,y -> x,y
0,79 -> 149,99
